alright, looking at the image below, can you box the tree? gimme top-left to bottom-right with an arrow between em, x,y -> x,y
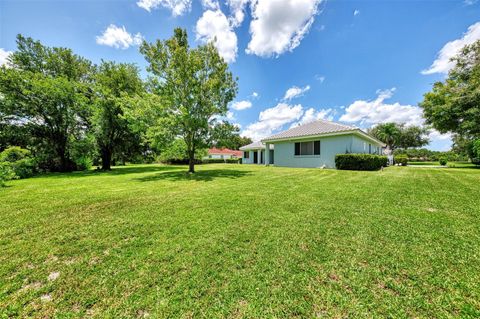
368,122 -> 429,151
0,35 -> 93,171
420,40 -> 480,139
211,122 -> 252,149
140,28 -> 238,173
93,61 -> 144,170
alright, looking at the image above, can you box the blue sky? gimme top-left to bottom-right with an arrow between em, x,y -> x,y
1,0 -> 480,150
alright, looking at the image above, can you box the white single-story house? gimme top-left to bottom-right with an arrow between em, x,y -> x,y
240,120 -> 385,168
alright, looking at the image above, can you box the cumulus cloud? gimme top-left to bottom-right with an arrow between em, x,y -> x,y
96,25 -> 143,49
136,0 -> 191,15
246,0 -> 322,57
201,0 -> 219,10
226,0 -> 250,27
339,88 -> 451,147
283,85 -> 310,100
0,48 -> 12,66
226,110 -> 235,120
231,100 -> 252,110
422,21 -> 480,75
242,102 -> 303,141
196,9 -> 238,63
290,108 -> 334,128
251,91 -> 259,98
339,88 -> 424,127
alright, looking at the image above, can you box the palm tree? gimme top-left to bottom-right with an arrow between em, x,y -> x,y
368,123 -> 401,151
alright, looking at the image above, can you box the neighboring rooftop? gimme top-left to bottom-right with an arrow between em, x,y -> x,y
208,148 -> 243,157
262,120 -> 357,142
239,141 -> 273,150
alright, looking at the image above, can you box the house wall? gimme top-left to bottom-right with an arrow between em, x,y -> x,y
272,134 -> 382,168
351,135 -> 382,155
273,135 -> 353,168
242,149 -> 265,164
242,150 -> 254,164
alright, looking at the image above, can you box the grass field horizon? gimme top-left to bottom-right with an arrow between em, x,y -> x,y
1,164 -> 480,318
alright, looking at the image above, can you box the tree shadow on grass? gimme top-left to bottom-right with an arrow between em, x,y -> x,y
134,169 -> 252,182
37,164 -> 186,179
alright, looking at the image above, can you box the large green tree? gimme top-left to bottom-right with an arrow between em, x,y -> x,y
140,28 -> 238,173
0,35 -> 94,171
93,61 -> 144,170
420,40 -> 480,140
368,122 -> 429,151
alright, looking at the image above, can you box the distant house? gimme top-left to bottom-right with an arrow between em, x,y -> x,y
204,147 -> 243,160
240,120 -> 385,168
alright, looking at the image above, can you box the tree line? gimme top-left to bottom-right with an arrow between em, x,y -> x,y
0,29 -> 248,174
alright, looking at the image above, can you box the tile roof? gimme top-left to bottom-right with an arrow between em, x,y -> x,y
262,120 -> 356,142
208,148 -> 243,157
239,141 -> 273,150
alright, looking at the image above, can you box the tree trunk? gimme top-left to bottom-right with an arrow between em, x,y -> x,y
56,138 -> 74,172
188,149 -> 195,173
101,148 -> 112,170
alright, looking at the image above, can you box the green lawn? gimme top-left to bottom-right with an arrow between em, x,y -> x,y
407,161 -> 477,168
1,164 -> 480,318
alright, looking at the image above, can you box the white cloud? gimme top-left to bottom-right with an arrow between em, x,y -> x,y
251,91 -> 259,98
246,0 -> 322,57
422,21 -> 480,75
315,74 -> 325,82
196,9 -> 238,63
226,0 -> 250,27
231,100 -> 252,110
201,0 -> 219,10
0,48 -> 12,66
464,0 -> 478,5
353,9 -> 360,16
339,88 -> 424,127
283,85 -> 310,100
242,102 -> 303,141
137,0 -> 191,15
96,25 -> 143,50
226,111 -> 235,120
290,107 -> 334,128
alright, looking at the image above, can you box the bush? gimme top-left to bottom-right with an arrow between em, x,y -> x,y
335,154 -> 388,171
75,156 -> 93,171
439,157 -> 447,166
394,155 -> 408,166
0,162 -> 16,186
0,146 -> 37,179
0,146 -> 30,162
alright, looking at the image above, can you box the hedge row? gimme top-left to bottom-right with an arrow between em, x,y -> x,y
335,154 -> 388,171
162,158 -> 241,165
202,158 -> 241,164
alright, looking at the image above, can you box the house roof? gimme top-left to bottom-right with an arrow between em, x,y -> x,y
261,119 -> 385,146
239,141 -> 274,151
208,148 -> 243,157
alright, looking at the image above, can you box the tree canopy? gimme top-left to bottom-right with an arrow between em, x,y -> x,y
93,61 -> 144,170
140,28 -> 238,173
0,35 -> 94,171
368,122 -> 429,151
420,40 -> 480,139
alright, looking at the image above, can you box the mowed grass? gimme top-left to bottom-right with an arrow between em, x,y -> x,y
1,164 -> 480,318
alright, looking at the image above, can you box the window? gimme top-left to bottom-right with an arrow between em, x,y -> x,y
369,144 -> 372,154
244,151 -> 249,159
294,141 -> 320,156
